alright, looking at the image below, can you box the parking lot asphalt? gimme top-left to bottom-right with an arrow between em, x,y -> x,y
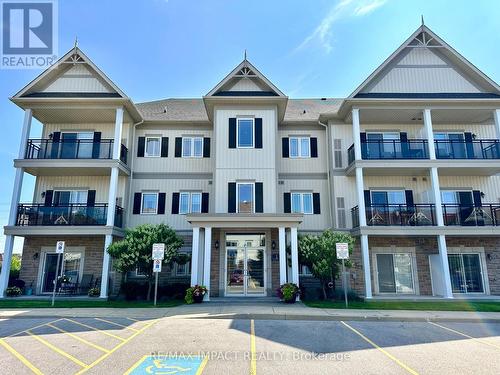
1,314 -> 500,374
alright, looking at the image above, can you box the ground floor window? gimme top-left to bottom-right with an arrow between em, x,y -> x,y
175,261 -> 191,276
448,253 -> 484,293
376,253 -> 415,294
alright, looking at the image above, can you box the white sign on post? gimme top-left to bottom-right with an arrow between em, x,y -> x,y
152,243 -> 165,260
153,259 -> 162,273
56,241 -> 65,254
336,242 -> 349,259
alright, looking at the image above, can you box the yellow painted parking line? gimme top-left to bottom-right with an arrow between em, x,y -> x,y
429,321 -> 500,351
340,321 -> 419,375
27,330 -> 88,368
125,317 -> 140,322
46,323 -> 110,353
75,319 -> 158,375
63,318 -> 126,342
250,319 -> 257,375
0,338 -> 44,375
196,355 -> 209,375
7,318 -> 64,338
94,318 -> 139,332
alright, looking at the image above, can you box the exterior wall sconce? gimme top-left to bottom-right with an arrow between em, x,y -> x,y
33,252 -> 39,260
214,240 -> 219,249
272,241 -> 276,250
487,253 -> 492,261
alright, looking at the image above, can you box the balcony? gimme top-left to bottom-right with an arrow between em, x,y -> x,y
25,139 -> 128,164
16,204 -> 123,228
435,140 -> 500,160
348,139 -> 429,164
443,204 -> 500,226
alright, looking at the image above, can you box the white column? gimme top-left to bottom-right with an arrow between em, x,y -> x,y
0,109 -> 32,297
278,227 -> 287,285
430,167 -> 444,226
438,235 -> 453,298
113,107 -> 124,160
100,234 -> 113,298
361,235 -> 372,298
355,167 -> 366,226
423,108 -> 436,160
190,227 -> 200,286
494,109 -> 500,140
352,108 -> 362,160
290,227 -> 299,289
203,227 -> 212,301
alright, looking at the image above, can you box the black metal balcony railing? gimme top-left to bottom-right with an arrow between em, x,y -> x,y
351,204 -> 437,227
442,204 -> 500,226
16,204 -> 123,228
25,139 -> 128,164
434,140 -> 500,159
348,140 -> 429,164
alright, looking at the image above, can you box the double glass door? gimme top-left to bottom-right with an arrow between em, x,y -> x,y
41,252 -> 82,293
376,253 -> 415,294
448,254 -> 484,293
225,234 -> 265,296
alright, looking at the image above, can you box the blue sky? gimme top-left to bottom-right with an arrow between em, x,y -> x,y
1,0 -> 499,253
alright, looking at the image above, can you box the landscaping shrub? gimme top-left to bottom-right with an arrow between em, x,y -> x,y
120,281 -> 148,301
6,286 -> 22,297
159,283 -> 190,300
8,279 -> 25,289
88,287 -> 100,297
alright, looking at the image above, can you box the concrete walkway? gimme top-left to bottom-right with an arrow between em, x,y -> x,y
1,301 -> 500,322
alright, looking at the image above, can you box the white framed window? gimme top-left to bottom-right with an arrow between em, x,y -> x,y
175,261 -> 191,276
141,192 -> 158,214
53,190 -> 88,205
179,192 -> 202,214
237,118 -> 254,148
135,266 -> 148,277
291,192 -> 313,214
299,264 -> 313,276
145,137 -> 161,157
182,137 -> 203,158
237,183 -> 254,213
289,137 -> 311,158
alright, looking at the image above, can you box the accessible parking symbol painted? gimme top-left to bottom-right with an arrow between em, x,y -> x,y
126,355 -> 208,375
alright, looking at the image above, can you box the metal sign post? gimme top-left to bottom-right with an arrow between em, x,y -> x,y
152,244 -> 165,307
336,242 -> 349,309
51,241 -> 65,307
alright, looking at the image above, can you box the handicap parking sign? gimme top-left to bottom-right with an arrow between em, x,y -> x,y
126,355 -> 207,375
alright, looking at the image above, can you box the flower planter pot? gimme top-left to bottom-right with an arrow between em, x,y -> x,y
193,293 -> 205,303
283,296 -> 297,304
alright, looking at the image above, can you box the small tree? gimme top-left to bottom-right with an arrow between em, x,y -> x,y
298,229 -> 355,300
107,224 -> 184,300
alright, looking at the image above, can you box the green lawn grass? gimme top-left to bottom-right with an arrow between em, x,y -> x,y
303,300 -> 500,312
0,299 -> 184,309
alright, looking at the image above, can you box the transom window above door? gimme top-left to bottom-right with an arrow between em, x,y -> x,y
182,137 -> 203,158
53,190 -> 88,205
237,183 -> 254,213
289,137 -> 310,158
237,118 -> 254,148
179,192 -> 202,214
291,192 -> 313,214
145,137 -> 161,157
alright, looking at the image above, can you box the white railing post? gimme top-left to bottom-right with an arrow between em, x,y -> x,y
203,227 -> 212,301
352,108 -> 362,160
113,107 -> 124,160
190,227 -> 200,286
361,235 -> 372,298
278,227 -> 287,285
355,167 -> 366,227
423,108 -> 436,160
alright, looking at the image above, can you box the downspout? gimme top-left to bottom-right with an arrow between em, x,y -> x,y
318,119 -> 334,229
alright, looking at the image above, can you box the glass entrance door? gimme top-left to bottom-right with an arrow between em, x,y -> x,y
225,234 -> 265,296
448,253 -> 484,293
41,252 -> 83,293
41,253 -> 63,293
376,253 -> 415,294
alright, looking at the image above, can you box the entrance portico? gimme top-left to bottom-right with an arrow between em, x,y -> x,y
186,214 -> 303,300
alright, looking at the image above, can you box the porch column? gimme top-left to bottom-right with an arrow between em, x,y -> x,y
423,108 -> 436,160
438,235 -> 453,298
355,167 -> 366,226
430,167 -> 444,226
352,108 -> 362,160
0,109 -> 32,297
494,109 -> 500,140
203,227 -> 212,301
290,227 -> 299,291
190,227 -> 200,286
278,227 -> 287,285
113,107 -> 124,160
100,235 -> 113,298
361,235 -> 372,299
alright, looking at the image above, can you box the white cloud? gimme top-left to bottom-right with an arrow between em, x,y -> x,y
295,0 -> 388,54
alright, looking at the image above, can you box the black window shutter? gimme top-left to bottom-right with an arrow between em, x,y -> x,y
201,193 -> 209,213
161,137 -> 169,157
92,132 -> 101,159
50,132 -> 60,158
87,190 -> 96,207
360,132 -> 367,158
174,137 -> 182,157
44,190 -> 54,206
203,138 -> 211,158
171,192 -> 180,214
255,182 -> 263,213
310,137 -> 318,158
157,193 -> 166,214
400,132 -> 408,142
465,132 -> 475,158
313,193 -> 321,214
137,137 -> 145,157
472,190 -> 482,207
228,182 -> 236,213
284,193 -> 291,213
405,190 -> 414,206
133,193 -> 142,214
364,190 -> 371,206
400,132 -> 409,158
282,137 -> 289,157
255,118 -> 263,149
228,118 -> 237,148
53,191 -> 60,206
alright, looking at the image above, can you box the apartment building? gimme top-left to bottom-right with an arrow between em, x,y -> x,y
1,24 -> 499,300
